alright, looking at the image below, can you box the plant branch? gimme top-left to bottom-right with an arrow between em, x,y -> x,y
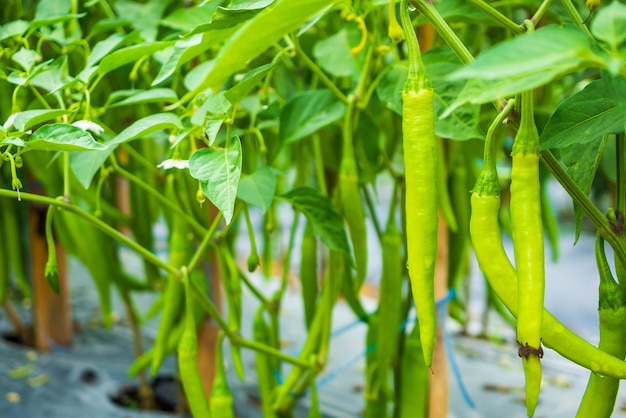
0,189 -> 180,277
539,150 -> 626,268
466,0 -> 523,33
559,0 -> 592,35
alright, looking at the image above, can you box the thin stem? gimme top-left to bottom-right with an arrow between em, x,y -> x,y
485,99 -> 516,170
531,0 -> 553,25
539,150 -> 626,268
362,185 -> 383,241
410,0 -> 475,65
186,212 -> 223,273
293,36 -> 349,104
616,133 -> 625,221
113,165 -> 206,237
63,152 -> 70,200
237,338 -> 311,369
559,0 -> 593,35
121,144 -> 163,177
0,189 -> 180,277
466,0 -> 523,33
238,267 -> 269,306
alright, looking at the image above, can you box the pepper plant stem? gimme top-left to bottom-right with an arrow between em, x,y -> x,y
465,0 -> 522,33
539,150 -> 626,268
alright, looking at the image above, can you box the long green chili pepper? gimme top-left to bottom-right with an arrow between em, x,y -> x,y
300,220 -> 318,329
470,101 -> 626,381
399,322 -> 429,418
151,177 -> 189,375
0,224 -> 8,303
399,0 -> 438,367
178,266 -> 211,418
253,307 -> 278,418
510,88 -> 544,418
44,204 -> 60,294
376,194 -> 404,397
364,314 -> 387,418
575,234 -> 626,418
211,333 -> 236,418
339,95 -> 368,292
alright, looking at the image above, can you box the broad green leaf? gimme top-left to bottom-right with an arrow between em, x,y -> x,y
12,48 -> 37,71
191,92 -> 232,126
113,0 -> 168,41
153,34 -> 204,86
237,166 -> 276,212
160,4 -> 220,32
313,29 -> 359,78
562,136 -> 607,242
447,25 -> 606,108
98,41 -> 174,77
109,88 -> 178,108
279,90 -> 345,144
539,80 -> 625,149
185,0 -> 339,96
30,14 -> 86,29
86,33 -> 129,69
189,138 -> 242,224
13,109 -> 71,131
591,1 -> 626,51
30,57 -> 73,93
28,124 -> 105,151
34,0 -> 71,19
0,137 -> 26,147
224,63 -> 277,104
376,64 -> 405,114
107,113 -> 183,147
70,150 -> 111,189
0,20 -> 29,41
281,187 -> 350,255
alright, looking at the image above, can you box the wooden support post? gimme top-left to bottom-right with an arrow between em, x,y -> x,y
29,205 -> 72,351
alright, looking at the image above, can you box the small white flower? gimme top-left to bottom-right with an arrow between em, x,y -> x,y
3,113 -> 17,129
72,120 -> 104,135
157,159 -> 189,170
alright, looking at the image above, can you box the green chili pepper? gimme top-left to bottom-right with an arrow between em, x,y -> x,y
211,333 -> 235,418
376,196 -> 404,397
399,321 -> 428,418
253,307 -> 278,418
510,89 -> 544,418
339,95 -> 368,293
151,177 -> 190,376
300,220 -> 318,329
364,314 -> 387,418
399,0 -> 438,368
470,101 -> 626,380
0,222 -> 8,303
178,267 -> 211,418
575,234 -> 626,418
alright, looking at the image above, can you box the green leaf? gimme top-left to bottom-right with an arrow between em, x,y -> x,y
0,20 -> 29,41
13,109 -> 71,131
447,25 -> 606,108
98,41 -> 174,77
279,90 -> 346,144
376,64 -> 405,114
12,48 -> 38,71
191,92 -> 232,126
561,136 -> 607,242
160,4 -> 220,32
204,117 -> 224,146
109,88 -> 178,108
70,150 -> 111,189
35,0 -> 71,19
30,14 -> 86,30
107,113 -> 183,147
313,29 -> 359,78
189,138 -> 243,224
224,62 -> 277,104
185,0 -> 339,95
237,166 -> 276,212
85,33 -> 129,69
539,79 -> 625,149
113,0 -> 168,41
28,124 -> 105,151
591,0 -> 626,50
281,187 -> 350,255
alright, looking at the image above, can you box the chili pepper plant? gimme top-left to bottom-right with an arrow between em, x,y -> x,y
1,0 -> 626,417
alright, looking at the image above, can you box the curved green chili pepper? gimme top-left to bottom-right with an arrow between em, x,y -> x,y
364,314 -> 387,418
253,307 -> 278,418
575,234 -> 626,418
399,0 -> 438,368
300,220 -> 318,329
